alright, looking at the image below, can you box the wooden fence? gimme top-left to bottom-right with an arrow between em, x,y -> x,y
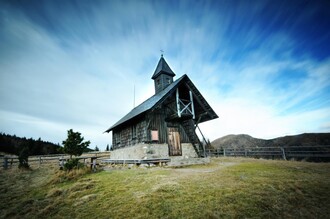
1,152 -> 111,169
205,145 -> 330,160
2,146 -> 330,169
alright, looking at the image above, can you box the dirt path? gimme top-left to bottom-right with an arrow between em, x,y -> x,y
148,160 -> 239,193
173,161 -> 237,174
169,161 -> 238,177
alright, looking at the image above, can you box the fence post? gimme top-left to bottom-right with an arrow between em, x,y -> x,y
281,147 -> 286,160
39,156 -> 42,167
245,149 -> 247,157
224,148 -> 226,157
3,157 -> 8,169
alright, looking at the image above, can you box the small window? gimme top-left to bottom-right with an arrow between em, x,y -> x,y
151,130 -> 159,141
167,78 -> 171,84
115,132 -> 121,145
157,79 -> 160,87
132,125 -> 137,139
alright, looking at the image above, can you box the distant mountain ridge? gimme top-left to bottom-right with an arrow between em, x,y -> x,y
211,133 -> 330,149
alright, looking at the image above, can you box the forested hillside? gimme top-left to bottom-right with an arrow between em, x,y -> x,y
0,133 -> 63,155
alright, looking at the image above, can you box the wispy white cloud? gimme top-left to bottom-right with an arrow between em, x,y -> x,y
199,51 -> 330,140
0,0 -> 329,149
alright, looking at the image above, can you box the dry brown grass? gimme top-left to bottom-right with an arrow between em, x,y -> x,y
49,166 -> 91,184
1,157 -> 330,218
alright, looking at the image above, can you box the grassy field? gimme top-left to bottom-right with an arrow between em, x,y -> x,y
1,157 -> 329,218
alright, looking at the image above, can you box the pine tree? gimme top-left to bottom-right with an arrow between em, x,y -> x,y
62,129 -> 90,159
106,144 -> 109,151
18,146 -> 29,169
95,146 -> 99,151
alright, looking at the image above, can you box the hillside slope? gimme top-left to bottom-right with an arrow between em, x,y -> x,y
1,158 -> 330,218
211,133 -> 330,149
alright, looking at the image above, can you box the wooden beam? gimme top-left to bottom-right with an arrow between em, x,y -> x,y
183,82 -> 210,119
189,90 -> 195,119
179,99 -> 192,114
176,88 -> 181,117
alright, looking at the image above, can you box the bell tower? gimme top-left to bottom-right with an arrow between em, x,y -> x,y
151,55 -> 176,94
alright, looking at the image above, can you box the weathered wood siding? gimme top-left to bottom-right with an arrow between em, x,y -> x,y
147,108 -> 191,144
112,117 -> 148,150
112,100 -> 197,149
146,110 -> 168,143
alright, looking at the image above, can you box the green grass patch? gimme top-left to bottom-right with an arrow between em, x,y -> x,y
1,158 -> 329,218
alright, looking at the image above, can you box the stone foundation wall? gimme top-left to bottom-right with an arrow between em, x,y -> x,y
110,143 -> 198,159
181,143 -> 198,158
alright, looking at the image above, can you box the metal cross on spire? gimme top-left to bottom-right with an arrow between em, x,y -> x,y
160,49 -> 164,57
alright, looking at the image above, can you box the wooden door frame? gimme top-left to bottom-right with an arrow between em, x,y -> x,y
167,127 -> 182,156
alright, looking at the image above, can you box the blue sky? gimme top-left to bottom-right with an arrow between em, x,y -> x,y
1,0 -> 329,150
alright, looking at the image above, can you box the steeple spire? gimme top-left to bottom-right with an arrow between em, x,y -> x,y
151,55 -> 176,94
151,55 -> 175,80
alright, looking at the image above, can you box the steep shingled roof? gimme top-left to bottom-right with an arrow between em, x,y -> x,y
105,74 -> 219,132
151,55 -> 175,79
105,75 -> 186,132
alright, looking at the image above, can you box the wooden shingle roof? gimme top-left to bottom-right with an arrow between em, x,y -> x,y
105,75 -> 218,132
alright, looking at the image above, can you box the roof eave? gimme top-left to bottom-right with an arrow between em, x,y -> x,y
151,70 -> 176,79
105,75 -> 187,132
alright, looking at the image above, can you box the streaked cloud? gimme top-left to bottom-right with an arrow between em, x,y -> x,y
0,0 -> 329,149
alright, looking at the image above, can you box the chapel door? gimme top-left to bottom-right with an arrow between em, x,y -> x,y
168,127 -> 182,156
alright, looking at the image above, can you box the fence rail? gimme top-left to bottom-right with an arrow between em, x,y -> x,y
206,145 -> 330,160
2,146 -> 330,169
1,152 -> 111,169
